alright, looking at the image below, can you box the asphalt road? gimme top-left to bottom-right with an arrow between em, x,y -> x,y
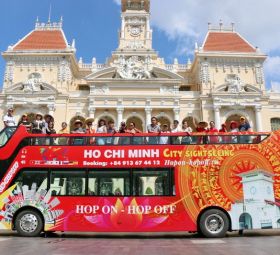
0,230 -> 280,255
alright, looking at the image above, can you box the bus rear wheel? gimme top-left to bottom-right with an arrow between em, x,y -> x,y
15,209 -> 43,237
199,209 -> 229,238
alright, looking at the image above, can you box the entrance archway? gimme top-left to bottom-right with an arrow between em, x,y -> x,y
70,116 -> 86,131
239,213 -> 253,229
126,116 -> 143,131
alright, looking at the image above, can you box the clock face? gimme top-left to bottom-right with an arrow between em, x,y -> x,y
250,186 -> 257,195
130,26 -> 141,36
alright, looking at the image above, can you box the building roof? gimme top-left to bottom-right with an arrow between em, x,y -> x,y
12,22 -> 68,51
202,31 -> 256,53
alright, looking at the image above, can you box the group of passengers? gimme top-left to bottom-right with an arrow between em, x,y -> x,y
2,108 -> 253,144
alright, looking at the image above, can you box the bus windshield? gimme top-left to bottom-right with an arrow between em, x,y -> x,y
0,127 -> 17,147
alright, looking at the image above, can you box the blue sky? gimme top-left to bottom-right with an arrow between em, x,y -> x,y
0,0 -> 279,90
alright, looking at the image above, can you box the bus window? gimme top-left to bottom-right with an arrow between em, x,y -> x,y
88,170 -> 130,196
50,171 -> 86,196
12,169 -> 48,191
133,168 -> 173,196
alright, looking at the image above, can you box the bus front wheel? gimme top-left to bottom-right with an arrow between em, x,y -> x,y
199,209 -> 229,238
15,209 -> 43,237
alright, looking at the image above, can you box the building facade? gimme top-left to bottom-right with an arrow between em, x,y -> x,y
1,0 -> 280,131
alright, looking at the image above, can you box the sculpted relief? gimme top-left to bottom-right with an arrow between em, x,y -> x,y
225,74 -> 245,93
23,73 -> 43,92
114,56 -> 152,80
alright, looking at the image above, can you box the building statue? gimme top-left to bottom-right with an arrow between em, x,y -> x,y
23,73 -> 42,93
115,56 -> 151,80
225,74 -> 245,93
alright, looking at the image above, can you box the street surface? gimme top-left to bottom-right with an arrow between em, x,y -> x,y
0,230 -> 280,255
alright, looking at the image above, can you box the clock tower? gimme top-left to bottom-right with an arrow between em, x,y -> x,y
118,0 -> 153,51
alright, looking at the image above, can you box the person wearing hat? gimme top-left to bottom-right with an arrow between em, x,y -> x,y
18,114 -> 32,132
85,118 -> 95,135
32,113 -> 44,134
192,117 -> 208,144
239,116 -> 252,132
72,119 -> 85,134
3,108 -> 16,128
239,116 -> 252,143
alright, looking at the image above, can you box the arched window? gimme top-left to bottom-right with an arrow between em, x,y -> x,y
271,118 -> 280,131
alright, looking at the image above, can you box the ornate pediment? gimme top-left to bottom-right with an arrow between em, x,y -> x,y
5,73 -> 58,95
214,74 -> 262,94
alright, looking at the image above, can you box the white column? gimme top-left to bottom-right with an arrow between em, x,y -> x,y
255,106 -> 262,132
47,104 -> 56,117
145,107 -> 152,131
117,107 -> 124,128
173,108 -> 180,122
146,17 -> 150,39
121,16 -> 125,39
214,106 -> 221,129
88,106 -> 96,119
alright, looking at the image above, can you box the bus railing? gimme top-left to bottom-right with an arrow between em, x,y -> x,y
23,132 -> 270,146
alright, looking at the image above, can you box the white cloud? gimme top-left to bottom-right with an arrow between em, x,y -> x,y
271,82 -> 280,92
113,0 -> 280,83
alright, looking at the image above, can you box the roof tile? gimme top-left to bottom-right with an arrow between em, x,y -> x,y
203,32 -> 256,53
13,30 -> 67,50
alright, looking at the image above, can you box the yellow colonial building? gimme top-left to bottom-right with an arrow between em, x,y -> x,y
1,0 -> 280,131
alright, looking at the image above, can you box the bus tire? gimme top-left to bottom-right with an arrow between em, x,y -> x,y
199,209 -> 229,238
15,209 -> 43,237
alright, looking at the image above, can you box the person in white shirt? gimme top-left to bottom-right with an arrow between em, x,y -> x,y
159,124 -> 170,145
181,120 -> 193,144
171,120 -> 181,144
3,108 -> 16,127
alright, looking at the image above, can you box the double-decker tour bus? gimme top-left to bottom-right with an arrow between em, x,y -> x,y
0,126 -> 279,238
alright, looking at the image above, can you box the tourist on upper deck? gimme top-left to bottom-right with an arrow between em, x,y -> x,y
230,121 -> 239,143
238,116 -> 252,143
85,119 -> 95,145
159,124 -> 170,145
42,114 -> 54,134
207,121 -> 219,144
219,123 -> 229,143
147,117 -> 161,133
119,121 -> 127,133
182,120 -> 192,133
107,120 -> 117,134
59,122 -> 69,134
126,122 -> 141,134
96,119 -> 107,134
3,108 -> 16,128
147,117 -> 161,144
239,116 -> 252,132
18,114 -> 32,132
72,119 -> 85,134
171,120 -> 181,144
58,122 -> 69,145
85,118 -> 95,134
171,120 -> 181,133
192,117 -> 208,144
219,123 -> 227,133
32,114 -> 44,134
46,121 -> 56,135
96,119 -> 107,145
181,120 -> 192,145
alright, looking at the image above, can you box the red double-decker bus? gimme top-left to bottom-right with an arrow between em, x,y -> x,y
0,126 -> 279,237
